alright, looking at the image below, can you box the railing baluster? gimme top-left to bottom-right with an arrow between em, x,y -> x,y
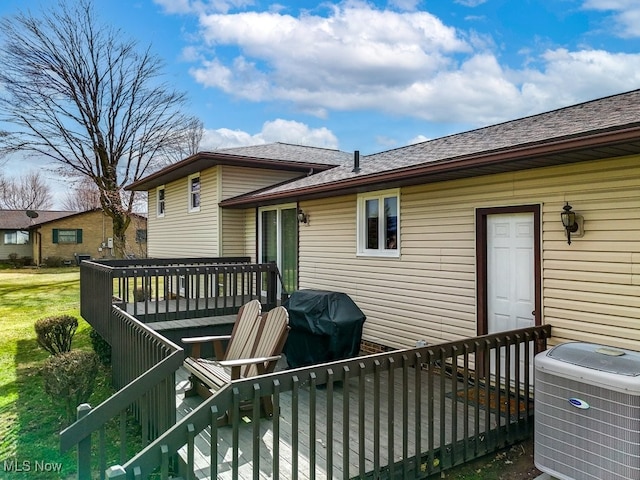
427,349 -> 435,475
387,358 -> 395,478
414,351 -> 423,476
373,360 -> 381,477
99,425 -> 106,480
291,375 -> 300,480
358,362 -> 366,478
119,410 -> 127,463
252,384 -> 261,479
160,444 -> 169,480
210,406 -> 219,479
401,354 -> 409,476
438,347 -> 446,469
326,368 -> 334,478
77,404 -> 92,480
272,380 -> 281,480
309,372 -> 317,480
451,345 -> 459,468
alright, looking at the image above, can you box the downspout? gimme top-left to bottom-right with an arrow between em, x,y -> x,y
36,229 -> 42,265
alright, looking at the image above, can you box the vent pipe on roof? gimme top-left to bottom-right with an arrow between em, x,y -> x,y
352,150 -> 360,173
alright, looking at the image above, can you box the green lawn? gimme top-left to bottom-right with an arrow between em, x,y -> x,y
0,267 -> 116,479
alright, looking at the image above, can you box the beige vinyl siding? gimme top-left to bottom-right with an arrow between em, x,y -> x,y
244,209 -> 257,262
0,230 -> 31,260
220,166 -> 301,200
147,169 -> 219,258
220,166 -> 300,258
298,156 -> 640,351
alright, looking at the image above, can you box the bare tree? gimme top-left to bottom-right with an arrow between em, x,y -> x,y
162,118 -> 204,165
61,177 -> 102,211
0,0 -> 200,257
0,170 -> 53,210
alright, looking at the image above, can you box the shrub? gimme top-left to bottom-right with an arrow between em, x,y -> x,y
43,256 -> 64,268
134,286 -> 151,302
89,328 -> 111,365
34,315 -> 78,355
42,350 -> 100,422
8,253 -> 20,268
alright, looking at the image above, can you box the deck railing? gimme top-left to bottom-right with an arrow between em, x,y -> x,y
80,257 -> 286,339
60,306 -> 184,480
105,324 -> 551,480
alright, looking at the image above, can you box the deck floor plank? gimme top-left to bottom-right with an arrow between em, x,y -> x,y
176,362 -> 506,479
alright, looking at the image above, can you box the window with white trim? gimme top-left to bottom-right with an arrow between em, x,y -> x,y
357,189 -> 399,256
157,186 -> 165,217
188,174 -> 200,212
4,230 -> 29,245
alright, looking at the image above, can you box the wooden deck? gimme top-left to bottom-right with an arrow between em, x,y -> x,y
175,358 -> 509,480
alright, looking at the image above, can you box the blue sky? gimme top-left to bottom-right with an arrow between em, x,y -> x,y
1,0 -> 640,195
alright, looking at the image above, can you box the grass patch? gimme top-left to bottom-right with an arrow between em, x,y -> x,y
0,268 -> 139,479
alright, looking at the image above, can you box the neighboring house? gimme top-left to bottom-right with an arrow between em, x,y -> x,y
0,208 -> 148,264
128,90 -> 640,352
0,210 -> 74,263
31,209 -> 148,264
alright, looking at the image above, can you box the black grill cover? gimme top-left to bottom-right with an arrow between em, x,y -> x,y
283,290 -> 366,368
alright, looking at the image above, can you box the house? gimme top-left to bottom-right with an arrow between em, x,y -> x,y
0,209 -> 74,263
0,208 -> 148,265
127,89 -> 640,353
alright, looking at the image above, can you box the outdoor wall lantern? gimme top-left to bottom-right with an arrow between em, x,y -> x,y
297,209 -> 309,224
561,202 -> 580,245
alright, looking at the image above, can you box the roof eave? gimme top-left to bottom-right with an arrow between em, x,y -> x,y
126,151 -> 340,191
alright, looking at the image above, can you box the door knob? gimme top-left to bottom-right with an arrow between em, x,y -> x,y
531,310 -> 536,316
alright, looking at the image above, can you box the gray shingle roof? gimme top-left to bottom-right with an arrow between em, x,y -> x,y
214,142 -> 352,166
126,142 -> 353,191
0,210 -> 77,229
233,89 -> 640,200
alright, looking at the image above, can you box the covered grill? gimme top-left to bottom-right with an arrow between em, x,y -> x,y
283,290 -> 366,368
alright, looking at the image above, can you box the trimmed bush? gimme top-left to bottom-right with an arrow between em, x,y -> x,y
134,286 -> 151,302
42,350 -> 100,422
43,256 -> 64,267
89,328 -> 111,365
34,315 -> 78,355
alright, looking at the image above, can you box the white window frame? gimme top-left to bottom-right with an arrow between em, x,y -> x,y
356,188 -> 400,257
4,230 -> 29,245
188,174 -> 201,212
157,186 -> 165,218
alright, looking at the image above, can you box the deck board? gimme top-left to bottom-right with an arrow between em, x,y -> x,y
175,360 -> 507,479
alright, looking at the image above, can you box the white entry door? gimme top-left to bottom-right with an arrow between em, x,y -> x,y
486,213 -> 535,382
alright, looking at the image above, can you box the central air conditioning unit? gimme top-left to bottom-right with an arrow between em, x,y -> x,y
534,342 -> 640,480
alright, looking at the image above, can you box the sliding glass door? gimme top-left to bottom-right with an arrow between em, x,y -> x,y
259,205 -> 298,295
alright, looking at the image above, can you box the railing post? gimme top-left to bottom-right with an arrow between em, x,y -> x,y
77,403 -> 92,480
105,465 -> 127,479
266,263 -> 278,309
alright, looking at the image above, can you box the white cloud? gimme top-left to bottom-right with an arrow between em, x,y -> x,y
200,119 -> 339,150
518,49 -> 640,107
154,0 -> 254,15
192,5 -> 469,98
583,0 -> 640,37
388,0 -> 422,11
455,0 -> 488,6
181,2 -> 640,127
408,135 -> 429,144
